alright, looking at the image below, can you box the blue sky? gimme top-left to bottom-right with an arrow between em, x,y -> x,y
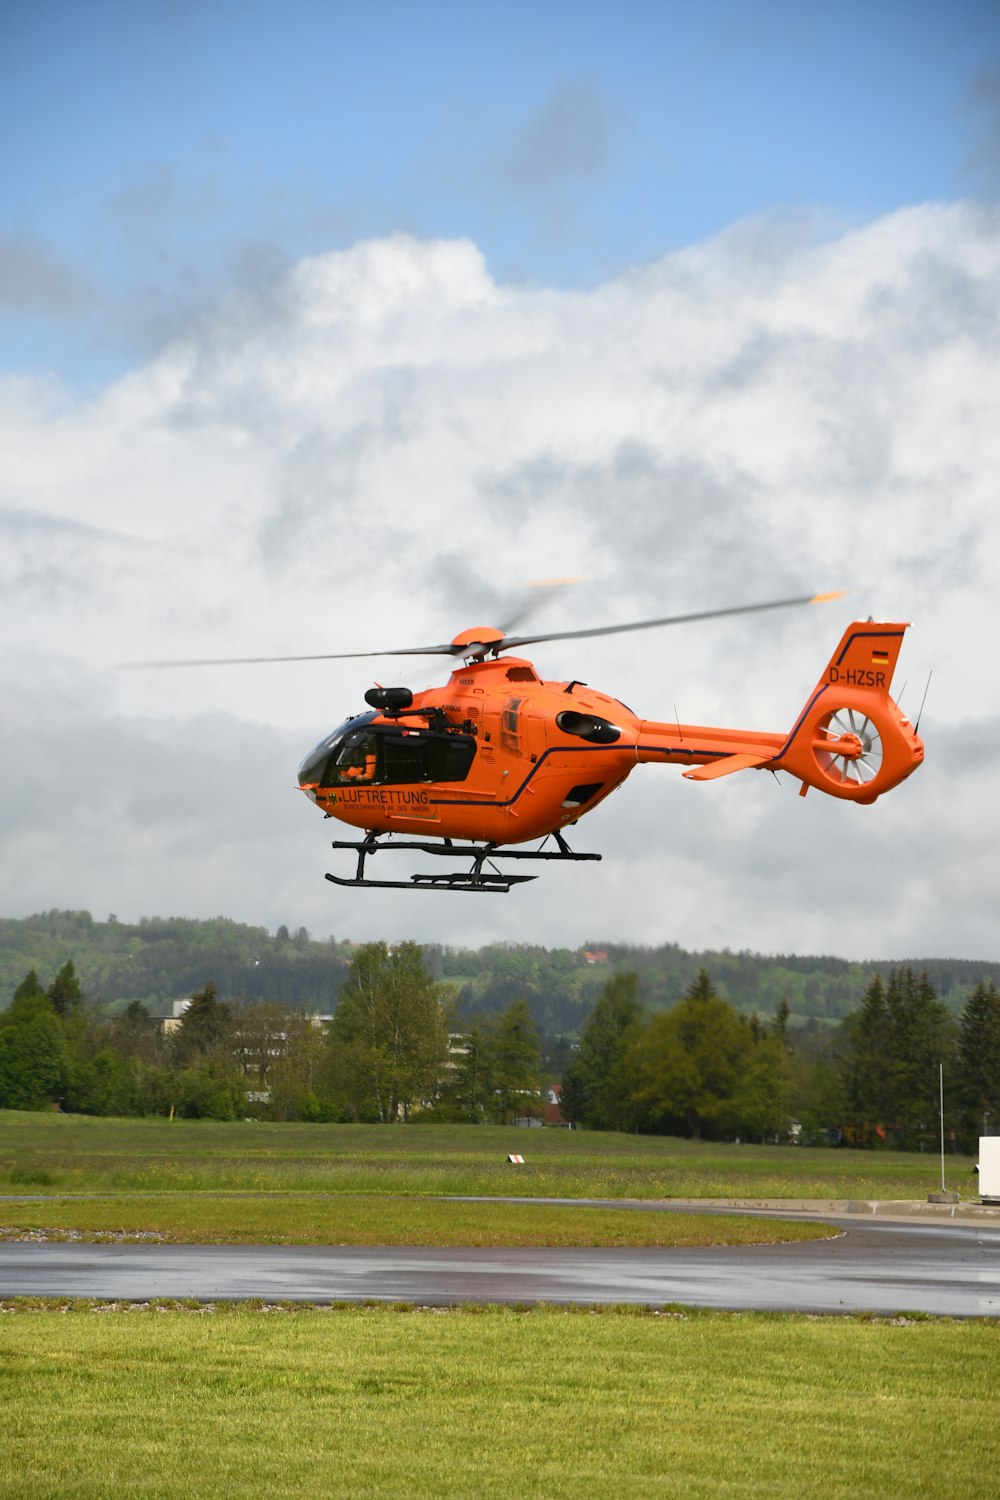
3,0 -> 998,384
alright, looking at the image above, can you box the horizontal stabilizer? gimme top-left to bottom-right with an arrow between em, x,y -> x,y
683,753 -> 772,782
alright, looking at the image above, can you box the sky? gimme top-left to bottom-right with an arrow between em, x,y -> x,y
2,0 -> 1000,962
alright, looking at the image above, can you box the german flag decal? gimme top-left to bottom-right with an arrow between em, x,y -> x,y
872,650 -> 890,665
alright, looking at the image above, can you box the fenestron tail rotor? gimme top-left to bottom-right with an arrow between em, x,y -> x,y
118,589 -> 847,670
813,706 -> 885,787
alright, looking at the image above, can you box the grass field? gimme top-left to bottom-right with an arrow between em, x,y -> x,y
0,1111 -> 975,1203
2,1304 -> 997,1500
0,1110 -> 974,1247
0,1192 -> 834,1247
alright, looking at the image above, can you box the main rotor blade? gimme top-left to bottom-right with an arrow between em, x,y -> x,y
117,644 -> 460,668
117,590 -> 846,669
497,591 -> 847,653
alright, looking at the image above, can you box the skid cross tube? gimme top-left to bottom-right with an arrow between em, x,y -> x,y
325,831 -> 601,894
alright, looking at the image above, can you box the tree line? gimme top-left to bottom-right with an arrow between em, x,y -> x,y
560,967 -> 999,1154
1,947 -> 997,1152
0,944 -> 545,1126
3,910 -> 994,1027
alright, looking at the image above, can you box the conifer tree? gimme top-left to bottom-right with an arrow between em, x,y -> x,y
447,1017 -> 497,1122
841,968 -> 955,1147
957,979 -> 1000,1150
842,973 -> 890,1136
0,970 -> 68,1108
886,968 -> 955,1148
47,960 -> 83,1017
772,996 -> 791,1044
8,969 -> 46,1010
172,981 -> 235,1064
568,972 -> 645,1132
492,998 -> 542,1123
557,1059 -> 591,1128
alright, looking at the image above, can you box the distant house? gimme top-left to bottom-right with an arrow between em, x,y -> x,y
582,949 -> 609,965
544,1084 -> 569,1127
160,997 -> 192,1036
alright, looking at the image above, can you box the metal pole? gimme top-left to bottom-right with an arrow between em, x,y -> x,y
939,1063 -> 946,1193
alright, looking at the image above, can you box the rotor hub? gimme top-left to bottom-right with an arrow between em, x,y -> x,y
450,626 -> 505,658
811,707 -> 884,790
822,730 -> 864,761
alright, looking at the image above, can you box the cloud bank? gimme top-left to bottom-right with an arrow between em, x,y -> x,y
1,203 -> 998,958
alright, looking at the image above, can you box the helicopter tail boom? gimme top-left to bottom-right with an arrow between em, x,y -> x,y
638,619 -> 923,803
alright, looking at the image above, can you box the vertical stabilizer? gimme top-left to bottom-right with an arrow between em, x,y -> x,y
818,622 -> 907,696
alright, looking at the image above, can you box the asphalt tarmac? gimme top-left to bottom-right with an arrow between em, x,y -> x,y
2,1210 -> 998,1316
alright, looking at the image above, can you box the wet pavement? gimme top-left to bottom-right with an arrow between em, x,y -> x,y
1,1215 -> 998,1316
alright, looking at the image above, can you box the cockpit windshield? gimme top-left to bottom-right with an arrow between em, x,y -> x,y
297,713 -> 378,788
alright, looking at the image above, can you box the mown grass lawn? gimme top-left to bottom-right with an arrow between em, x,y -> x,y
0,1192 -> 833,1247
1,1304 -> 997,1500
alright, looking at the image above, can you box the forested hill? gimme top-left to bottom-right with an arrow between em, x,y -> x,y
1,910 -> 996,1036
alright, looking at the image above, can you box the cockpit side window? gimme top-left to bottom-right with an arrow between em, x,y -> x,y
381,731 -> 428,784
381,730 -> 476,784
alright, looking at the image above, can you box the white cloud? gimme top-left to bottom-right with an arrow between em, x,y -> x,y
1,205 -> 998,958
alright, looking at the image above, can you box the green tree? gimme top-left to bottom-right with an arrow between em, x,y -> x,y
957,979 -> 1000,1151
173,1062 -> 246,1119
841,968 -> 956,1148
0,978 -> 69,1109
492,999 -> 542,1123
233,1000 -> 290,1086
446,1002 -> 543,1124
773,996 -> 791,1043
47,960 -> 83,1017
172,982 -> 235,1066
109,1001 -> 163,1066
888,968 -> 956,1148
7,969 -> 46,1009
447,1018 -> 499,1123
327,943 -> 448,1122
841,974 -> 890,1137
557,1055 -> 592,1128
791,1053 -> 848,1143
64,1049 -> 131,1116
732,1031 -> 795,1143
634,970 -> 753,1139
268,1013 -> 334,1121
569,973 -> 645,1131
47,959 -> 89,1055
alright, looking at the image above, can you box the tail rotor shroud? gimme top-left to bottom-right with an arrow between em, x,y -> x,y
813,705 -> 885,790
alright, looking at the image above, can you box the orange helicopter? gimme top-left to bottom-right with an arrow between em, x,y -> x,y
132,591 -> 924,893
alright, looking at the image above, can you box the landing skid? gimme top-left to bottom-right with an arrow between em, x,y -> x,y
325,831 -> 601,894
